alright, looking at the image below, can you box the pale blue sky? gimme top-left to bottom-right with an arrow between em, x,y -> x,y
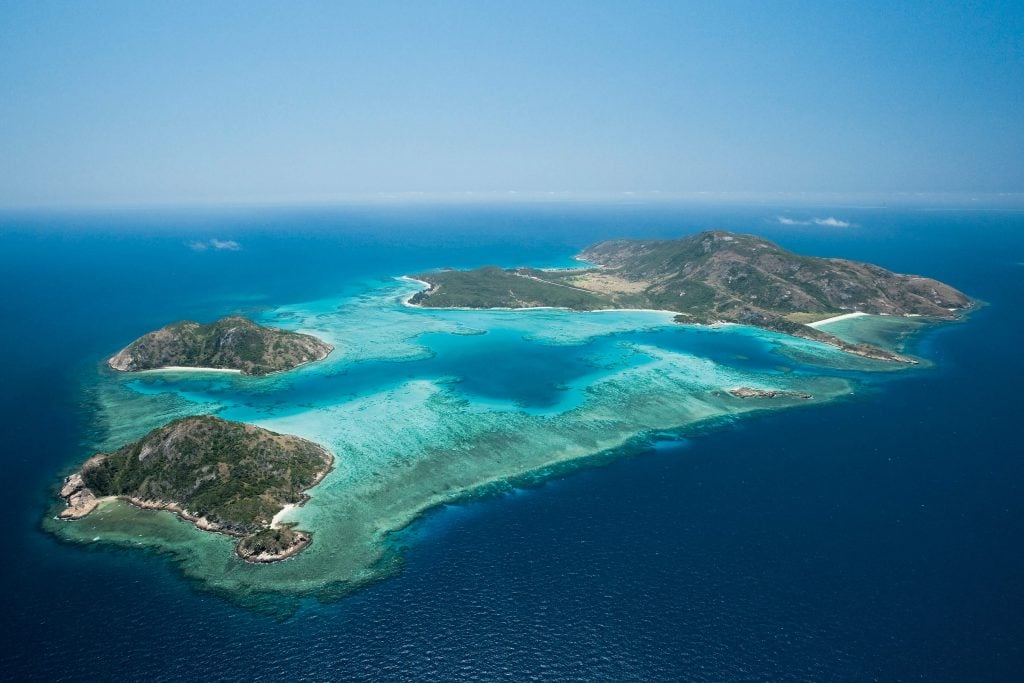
1,1 -> 1022,206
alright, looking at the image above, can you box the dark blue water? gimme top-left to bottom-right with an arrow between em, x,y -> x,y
2,205 -> 1022,680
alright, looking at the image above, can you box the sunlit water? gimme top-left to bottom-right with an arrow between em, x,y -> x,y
46,277 -> 870,597
3,204 -> 1021,680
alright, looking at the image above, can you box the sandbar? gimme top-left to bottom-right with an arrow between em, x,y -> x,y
807,312 -> 868,328
271,504 -> 296,529
138,366 -> 244,374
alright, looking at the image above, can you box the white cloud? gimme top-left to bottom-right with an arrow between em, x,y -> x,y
812,217 -> 851,228
776,216 -> 852,228
188,238 -> 241,251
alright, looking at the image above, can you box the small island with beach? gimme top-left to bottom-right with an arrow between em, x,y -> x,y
108,315 -> 333,376
59,415 -> 333,562
409,231 -> 973,362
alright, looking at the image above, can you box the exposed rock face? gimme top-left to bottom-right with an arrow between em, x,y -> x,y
108,316 -> 333,376
59,415 -> 332,562
58,473 -> 99,519
729,387 -> 813,400
236,527 -> 311,563
411,231 -> 973,362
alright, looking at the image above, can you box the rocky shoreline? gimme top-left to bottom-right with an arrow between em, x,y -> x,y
235,527 -> 313,563
57,421 -> 333,564
58,471 -> 101,520
58,474 -> 323,563
728,387 -> 814,400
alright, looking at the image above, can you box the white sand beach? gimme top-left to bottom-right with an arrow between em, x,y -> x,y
271,504 -> 295,529
142,366 -> 243,374
807,312 -> 867,328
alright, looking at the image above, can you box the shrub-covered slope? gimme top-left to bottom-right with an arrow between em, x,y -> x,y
410,231 -> 973,363
108,316 -> 332,376
60,415 -> 332,562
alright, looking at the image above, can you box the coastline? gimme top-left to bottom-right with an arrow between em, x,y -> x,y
398,275 -> 682,317
58,443 -> 335,564
105,316 -> 334,377
260,345 -> 335,376
352,381 -> 844,595
398,276 -> 923,365
807,311 -> 868,328
107,346 -> 334,376
51,373 -> 845,598
271,504 -> 296,529
398,276 -> 434,307
137,366 -> 244,374
46,261 -> 962,597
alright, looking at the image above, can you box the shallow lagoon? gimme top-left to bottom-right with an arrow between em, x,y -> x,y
47,276 -> 917,599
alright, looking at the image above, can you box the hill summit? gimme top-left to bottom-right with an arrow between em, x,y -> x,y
410,231 -> 972,362
108,316 -> 333,376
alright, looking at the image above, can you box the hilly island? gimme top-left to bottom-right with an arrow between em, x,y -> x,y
59,415 -> 333,562
409,231 -> 972,362
48,229 -> 975,597
108,315 -> 333,375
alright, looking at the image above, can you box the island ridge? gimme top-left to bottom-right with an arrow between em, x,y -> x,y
409,231 -> 972,362
108,316 -> 333,376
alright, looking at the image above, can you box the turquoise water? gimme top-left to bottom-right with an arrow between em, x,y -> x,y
49,275 -> 864,596
3,204 -> 1022,679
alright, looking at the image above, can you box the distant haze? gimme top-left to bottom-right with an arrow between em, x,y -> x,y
1,1 -> 1022,207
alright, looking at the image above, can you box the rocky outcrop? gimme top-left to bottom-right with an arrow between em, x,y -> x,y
236,527 -> 312,563
58,472 -> 100,519
729,387 -> 813,400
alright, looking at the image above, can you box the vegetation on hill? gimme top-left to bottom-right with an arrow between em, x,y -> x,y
410,231 -> 973,362
236,527 -> 308,563
61,415 -> 332,561
409,266 -> 612,310
576,231 -> 969,320
108,316 -> 333,376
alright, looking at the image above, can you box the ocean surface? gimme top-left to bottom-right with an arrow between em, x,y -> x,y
1,204 -> 1022,680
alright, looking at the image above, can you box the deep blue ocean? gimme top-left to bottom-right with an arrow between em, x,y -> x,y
1,204 -> 1022,680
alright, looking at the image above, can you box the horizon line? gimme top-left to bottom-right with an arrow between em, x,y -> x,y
3,190 -> 1024,213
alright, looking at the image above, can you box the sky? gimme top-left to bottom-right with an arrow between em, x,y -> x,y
1,1 -> 1022,207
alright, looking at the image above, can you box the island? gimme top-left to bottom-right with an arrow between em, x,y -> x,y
728,387 -> 813,400
108,316 -> 333,376
46,230 -> 977,593
408,231 -> 972,362
58,415 -> 333,563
